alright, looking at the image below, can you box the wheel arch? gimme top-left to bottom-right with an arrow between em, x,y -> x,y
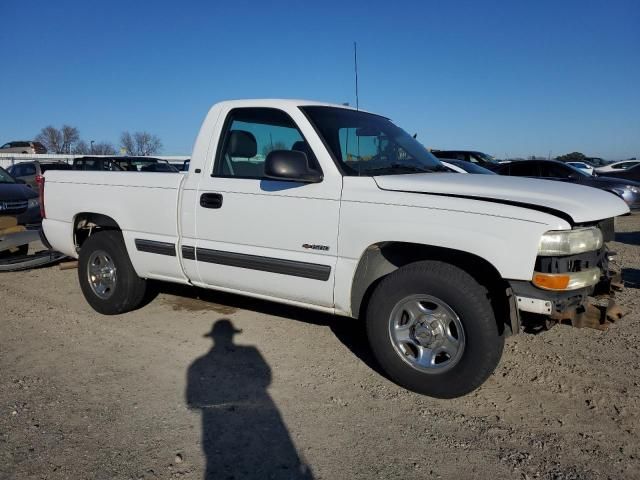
73,212 -> 122,250
350,242 -> 510,331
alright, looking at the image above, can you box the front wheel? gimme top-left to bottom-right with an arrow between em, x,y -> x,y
366,261 -> 504,398
78,230 -> 148,315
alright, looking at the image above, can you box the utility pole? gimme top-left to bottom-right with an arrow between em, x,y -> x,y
354,42 -> 359,111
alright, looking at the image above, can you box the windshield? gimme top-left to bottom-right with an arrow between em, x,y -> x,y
565,163 -> 590,177
0,167 -> 16,183
301,106 -> 445,175
447,159 -> 496,175
473,152 -> 500,165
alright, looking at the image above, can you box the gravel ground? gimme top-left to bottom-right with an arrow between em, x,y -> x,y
1,215 -> 639,480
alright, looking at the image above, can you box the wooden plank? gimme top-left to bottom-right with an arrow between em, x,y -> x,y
0,216 -> 18,230
59,261 -> 78,271
0,225 -> 26,236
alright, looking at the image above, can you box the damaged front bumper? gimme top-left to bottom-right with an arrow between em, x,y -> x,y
508,249 -> 626,332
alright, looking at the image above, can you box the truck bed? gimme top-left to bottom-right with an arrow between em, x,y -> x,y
42,171 -> 186,281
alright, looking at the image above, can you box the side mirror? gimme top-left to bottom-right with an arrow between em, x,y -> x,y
264,150 -> 322,183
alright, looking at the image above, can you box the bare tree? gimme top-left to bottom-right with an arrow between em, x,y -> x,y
35,126 -> 63,153
120,132 -> 136,155
35,125 -> 82,154
61,125 -> 80,154
120,131 -> 162,156
73,140 -> 117,155
73,140 -> 90,154
93,142 -> 117,155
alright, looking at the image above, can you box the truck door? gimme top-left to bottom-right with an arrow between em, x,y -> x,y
191,107 -> 341,308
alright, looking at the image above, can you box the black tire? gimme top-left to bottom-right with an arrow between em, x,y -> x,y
78,230 -> 147,315
366,261 -> 504,398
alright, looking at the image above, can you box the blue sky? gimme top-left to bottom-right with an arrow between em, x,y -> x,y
1,0 -> 638,159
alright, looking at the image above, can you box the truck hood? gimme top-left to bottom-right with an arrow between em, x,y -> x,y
373,173 -> 629,224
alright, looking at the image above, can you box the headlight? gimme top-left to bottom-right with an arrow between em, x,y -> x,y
27,198 -> 40,209
538,227 -> 603,256
627,185 -> 640,194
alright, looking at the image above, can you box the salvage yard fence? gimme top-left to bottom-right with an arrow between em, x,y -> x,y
0,153 -> 190,169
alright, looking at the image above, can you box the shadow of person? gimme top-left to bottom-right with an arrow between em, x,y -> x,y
158,281 -> 385,378
186,319 -> 314,480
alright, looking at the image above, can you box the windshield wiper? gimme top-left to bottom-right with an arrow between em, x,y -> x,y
366,164 -> 434,175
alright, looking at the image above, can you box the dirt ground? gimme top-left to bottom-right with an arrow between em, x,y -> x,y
1,215 -> 639,480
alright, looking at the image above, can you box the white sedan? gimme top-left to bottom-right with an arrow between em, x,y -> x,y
595,160 -> 639,174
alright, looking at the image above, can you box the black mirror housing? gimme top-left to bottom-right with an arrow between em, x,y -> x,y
264,150 -> 322,183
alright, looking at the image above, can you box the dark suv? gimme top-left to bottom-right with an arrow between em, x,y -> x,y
72,156 -> 179,173
73,157 -> 123,171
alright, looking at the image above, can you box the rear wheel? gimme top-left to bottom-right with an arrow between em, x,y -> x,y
366,261 -> 504,398
78,231 -> 147,315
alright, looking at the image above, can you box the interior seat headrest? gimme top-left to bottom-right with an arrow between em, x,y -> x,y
228,130 -> 257,158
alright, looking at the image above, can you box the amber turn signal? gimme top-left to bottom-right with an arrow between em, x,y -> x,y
532,268 -> 600,291
532,273 -> 570,290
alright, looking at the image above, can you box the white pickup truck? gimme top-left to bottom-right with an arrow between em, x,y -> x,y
41,99 -> 629,398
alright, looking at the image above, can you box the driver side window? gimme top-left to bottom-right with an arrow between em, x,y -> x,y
213,108 -> 317,179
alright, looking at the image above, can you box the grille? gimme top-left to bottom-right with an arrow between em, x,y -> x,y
0,200 -> 28,214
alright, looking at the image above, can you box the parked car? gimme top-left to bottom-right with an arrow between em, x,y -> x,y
73,156 -> 124,171
431,150 -> 501,168
493,160 -> 640,210
41,99 -> 629,398
440,159 -> 496,174
595,160 -> 640,174
596,163 -> 640,183
585,157 -> 611,168
0,141 -> 47,154
7,161 -> 73,188
0,166 -> 40,227
566,161 -> 594,175
112,157 -> 180,172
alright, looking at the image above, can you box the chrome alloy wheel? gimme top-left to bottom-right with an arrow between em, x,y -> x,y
388,294 -> 466,373
87,250 -> 117,300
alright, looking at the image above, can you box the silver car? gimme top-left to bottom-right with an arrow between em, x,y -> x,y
0,141 -> 47,154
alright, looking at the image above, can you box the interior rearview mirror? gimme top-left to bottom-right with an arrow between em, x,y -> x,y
355,126 -> 380,137
264,150 -> 323,183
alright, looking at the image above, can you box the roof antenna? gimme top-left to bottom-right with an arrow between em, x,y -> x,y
354,41 -> 359,111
